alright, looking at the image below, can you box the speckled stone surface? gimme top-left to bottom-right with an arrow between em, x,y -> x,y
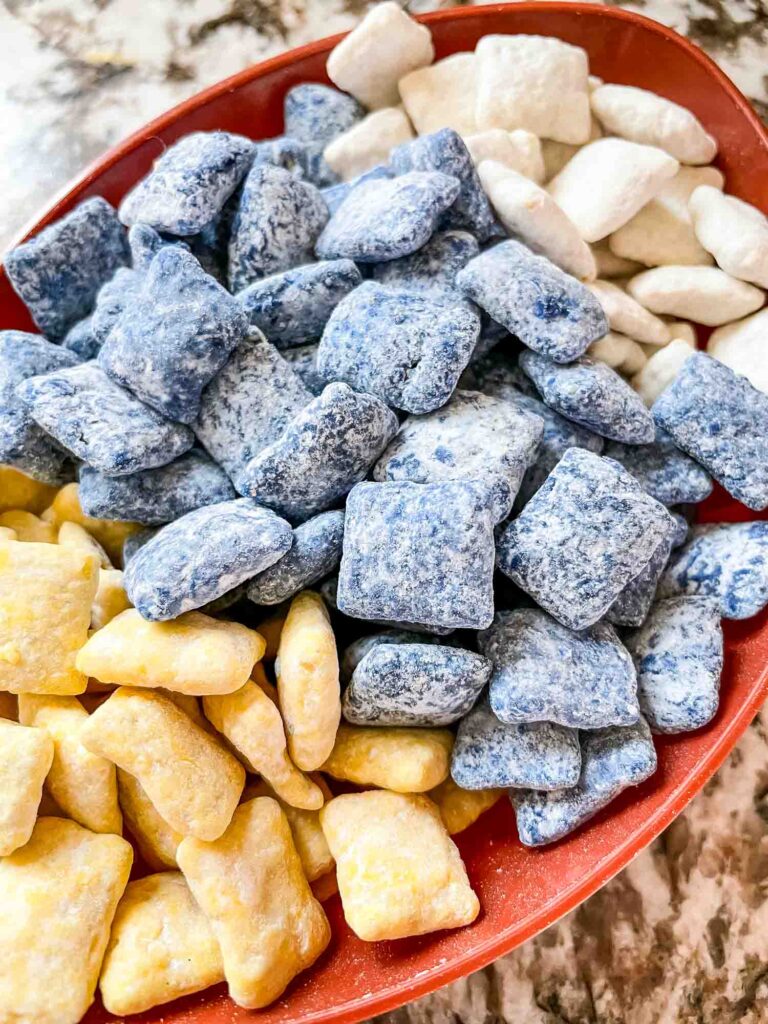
653,351 -> 768,511
343,642 -> 490,727
17,360 -> 194,475
236,382 -> 399,522
238,258 -> 361,347
78,448 -> 236,524
4,1 -> 768,1016
118,130 -> 253,234
99,246 -> 249,423
457,241 -> 608,363
658,521 -> 768,620
521,350 -> 657,445
512,718 -> 658,847
338,479 -> 496,631
604,430 -> 714,506
124,496 -> 292,619
370,229 -> 479,296
246,508 -> 344,605
625,596 -> 724,733
479,608 -> 639,730
0,329 -> 80,484
373,389 -> 543,521
451,698 -> 582,791
5,196 -> 129,340
318,281 -> 480,415
497,448 -> 675,630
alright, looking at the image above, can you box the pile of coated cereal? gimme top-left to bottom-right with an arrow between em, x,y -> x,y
1,3 -> 768,1020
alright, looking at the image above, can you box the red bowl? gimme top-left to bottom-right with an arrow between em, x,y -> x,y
3,5 -> 768,1023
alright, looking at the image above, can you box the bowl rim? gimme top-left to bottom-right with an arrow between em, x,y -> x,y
3,5 -> 768,1021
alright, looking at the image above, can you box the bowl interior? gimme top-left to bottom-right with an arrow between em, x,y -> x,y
2,6 -> 768,1024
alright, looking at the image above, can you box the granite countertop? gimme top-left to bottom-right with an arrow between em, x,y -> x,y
2,1 -> 768,1020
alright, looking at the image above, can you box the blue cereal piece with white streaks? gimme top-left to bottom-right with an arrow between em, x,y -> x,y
373,389 -> 543,521
128,223 -> 190,271
605,519 -> 678,628
246,509 -> 345,605
99,247 -> 249,424
497,448 -> 675,630
5,197 -> 129,339
652,351 -> 768,511
390,129 -> 497,241
512,718 -> 657,846
118,131 -> 254,235
122,527 -> 159,565
320,164 -> 393,217
337,480 -> 496,631
90,267 -> 144,345
228,163 -> 329,292
236,382 -> 398,522
467,348 -> 537,401
451,698 -> 581,791
124,498 -> 293,621
0,331 -> 80,484
238,260 -> 362,347
479,608 -> 639,730
624,596 -> 723,734
657,521 -> 768,619
343,642 -> 490,727
603,430 -> 713,506
78,449 -> 236,525
370,230 -> 479,297
670,510 -> 690,549
284,83 -> 364,187
469,315 -> 510,365
62,316 -> 101,360
318,281 -> 480,415
17,361 -> 194,476
340,629 -> 451,683
520,350 -> 656,445
251,136 -> 308,178
315,172 -> 460,263
281,343 -> 325,396
193,333 -> 312,480
456,241 -> 608,363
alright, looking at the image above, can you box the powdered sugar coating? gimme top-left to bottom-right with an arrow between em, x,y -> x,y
479,608 -> 639,729
236,382 -> 398,523
246,509 -> 345,605
658,521 -> 768,619
99,247 -> 249,424
118,131 -> 254,235
652,351 -> 768,511
238,260 -> 361,348
451,698 -> 581,791
284,82 -> 364,187
343,643 -> 490,727
520,350 -> 656,444
624,596 -> 723,733
337,480 -> 496,631
497,448 -> 675,630
78,449 -> 236,525
321,164 -> 393,217
318,281 -> 480,415
456,241 -> 608,363
17,361 -> 193,476
5,196 -> 129,339
370,230 -> 479,297
128,223 -> 190,271
605,515 -> 678,627
281,343 -> 325,396
603,430 -> 713,506
340,629 -> 453,683
124,498 -> 292,620
90,267 -> 144,345
512,718 -> 657,846
62,316 -> 100,360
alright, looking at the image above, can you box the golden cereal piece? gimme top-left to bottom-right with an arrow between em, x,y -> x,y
0,466 -> 57,514
58,520 -> 112,567
0,816 -> 132,1024
0,719 -> 53,855
161,690 -> 209,730
257,608 -> 286,660
320,791 -> 479,941
0,527 -> 17,541
18,694 -> 122,835
245,778 -> 334,881
177,797 -> 331,1009
203,681 -> 324,811
0,509 -> 58,543
321,724 -> 453,792
0,541 -> 99,695
276,591 -> 340,771
41,483 -> 140,566
81,687 -> 244,841
429,778 -> 503,835
118,769 -> 181,871
76,608 -> 264,696
0,691 -> 17,720
91,569 -> 132,631
99,871 -> 224,1016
